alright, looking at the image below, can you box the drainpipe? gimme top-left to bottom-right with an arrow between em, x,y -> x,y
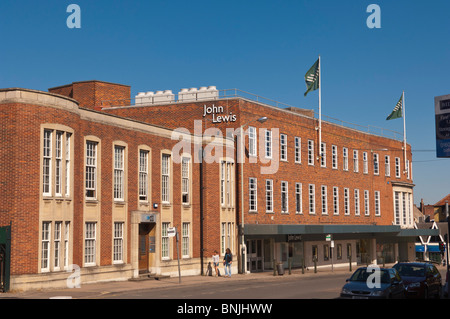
199,147 -> 204,275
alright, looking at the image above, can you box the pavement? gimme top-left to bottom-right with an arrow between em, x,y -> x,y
0,263 -> 447,299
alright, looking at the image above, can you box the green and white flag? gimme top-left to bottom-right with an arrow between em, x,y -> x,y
386,94 -> 403,120
304,58 -> 320,97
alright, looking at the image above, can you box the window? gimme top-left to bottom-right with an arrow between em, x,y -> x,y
323,244 -> 329,261
182,157 -> 190,204
43,130 -> 52,196
85,141 -> 97,199
312,245 -> 318,262
385,155 -> 390,177
309,184 -> 316,214
333,187 -> 339,215
221,162 -> 225,206
402,193 -> 407,225
363,152 -> 368,174
41,222 -> 51,271
281,181 -> 288,213
139,150 -> 149,201
54,222 -> 61,270
114,146 -> 125,200
321,185 -> 328,215
162,222 -> 170,259
226,162 -> 232,207
113,222 -> 124,263
373,153 -> 379,175
182,223 -> 190,258
337,244 -> 343,260
85,222 -> 96,266
221,222 -> 234,254
394,192 -> 400,225
249,177 -> 257,212
220,160 -> 234,208
64,222 -> 70,269
395,157 -> 400,178
344,188 -> 350,215
162,154 -> 171,203
320,142 -> 326,167
295,183 -> 302,214
55,132 -> 63,196
374,191 -> 380,216
406,160 -> 410,179
332,145 -> 338,169
280,134 -> 287,161
65,133 -> 71,197
308,140 -> 314,165
353,150 -> 359,173
248,126 -> 257,157
265,179 -> 273,213
295,137 -> 301,163
265,129 -> 272,159
343,147 -> 348,171
354,189 -> 360,216
221,223 -> 226,255
364,190 -> 370,216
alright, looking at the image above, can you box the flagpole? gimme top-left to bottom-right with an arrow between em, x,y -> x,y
318,55 -> 322,161
402,90 -> 407,172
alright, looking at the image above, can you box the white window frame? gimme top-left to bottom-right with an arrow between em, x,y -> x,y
332,145 -> 338,169
265,129 -> 272,159
41,222 -> 51,272
249,177 -> 257,212
373,153 -> 379,176
55,131 -> 63,197
363,152 -> 368,174
162,222 -> 170,260
308,140 -> 314,166
295,182 -> 302,214
364,190 -> 370,216
54,221 -> 61,270
395,157 -> 401,178
84,222 -> 96,266
182,222 -> 190,258
162,154 -> 171,204
85,141 -> 97,199
295,137 -> 301,163
374,191 -> 381,216
64,222 -> 70,269
65,133 -> 71,197
343,147 -> 349,171
248,126 -> 257,157
281,181 -> 288,214
43,130 -> 52,196
321,185 -> 328,215
113,222 -> 124,264
114,146 -> 125,201
353,150 -> 359,173
320,142 -> 326,167
333,187 -> 339,215
354,189 -> 360,216
280,133 -> 287,161
265,179 -> 273,213
139,150 -> 149,202
182,157 -> 190,205
344,188 -> 350,215
309,184 -> 316,214
385,155 -> 390,177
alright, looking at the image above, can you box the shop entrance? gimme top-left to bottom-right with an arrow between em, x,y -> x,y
246,239 -> 264,272
139,223 -> 155,274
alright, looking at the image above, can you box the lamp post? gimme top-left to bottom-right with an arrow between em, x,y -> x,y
238,116 -> 268,274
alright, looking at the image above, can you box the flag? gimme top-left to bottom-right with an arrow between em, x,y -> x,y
304,59 -> 320,97
386,94 -> 403,120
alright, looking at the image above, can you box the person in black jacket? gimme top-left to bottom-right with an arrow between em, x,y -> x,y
223,248 -> 232,277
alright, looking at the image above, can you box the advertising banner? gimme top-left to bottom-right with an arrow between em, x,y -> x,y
435,94 -> 450,158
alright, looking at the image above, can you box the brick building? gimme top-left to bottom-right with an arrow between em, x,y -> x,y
0,80 -> 438,291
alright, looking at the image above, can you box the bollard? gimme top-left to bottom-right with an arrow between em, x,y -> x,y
273,259 -> 277,276
314,257 -> 317,273
288,258 -> 292,275
302,257 -> 305,274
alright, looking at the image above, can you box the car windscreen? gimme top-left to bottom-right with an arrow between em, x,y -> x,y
393,264 -> 425,277
349,268 -> 390,283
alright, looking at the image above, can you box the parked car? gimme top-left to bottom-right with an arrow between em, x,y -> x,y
340,267 -> 405,299
392,262 -> 441,299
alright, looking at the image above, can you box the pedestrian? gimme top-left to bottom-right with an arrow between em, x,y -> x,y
212,250 -> 220,277
223,248 -> 232,277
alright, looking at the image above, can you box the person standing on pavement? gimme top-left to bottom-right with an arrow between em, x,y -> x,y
212,250 -> 220,277
223,248 -> 232,277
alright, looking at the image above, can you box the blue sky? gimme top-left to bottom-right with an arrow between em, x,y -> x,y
1,0 -> 449,205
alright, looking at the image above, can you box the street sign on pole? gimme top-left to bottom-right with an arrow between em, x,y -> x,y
167,227 -> 176,238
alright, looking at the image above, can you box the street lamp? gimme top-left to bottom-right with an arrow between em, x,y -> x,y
239,116 -> 268,274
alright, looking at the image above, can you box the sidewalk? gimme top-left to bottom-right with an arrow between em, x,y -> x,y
0,265 -> 356,299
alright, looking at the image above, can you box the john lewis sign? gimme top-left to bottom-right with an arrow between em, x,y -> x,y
435,95 -> 450,158
203,104 -> 237,123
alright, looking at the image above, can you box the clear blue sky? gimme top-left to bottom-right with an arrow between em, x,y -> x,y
1,0 -> 449,205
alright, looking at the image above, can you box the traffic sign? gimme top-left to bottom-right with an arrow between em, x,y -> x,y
167,227 -> 177,237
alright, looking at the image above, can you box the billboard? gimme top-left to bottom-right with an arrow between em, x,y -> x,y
435,94 -> 450,158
